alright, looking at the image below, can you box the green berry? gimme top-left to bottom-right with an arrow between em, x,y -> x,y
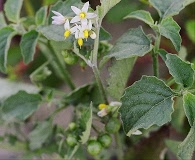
105,118 -> 121,133
66,135 -> 77,147
87,140 -> 102,156
98,134 -> 112,148
68,122 -> 76,131
64,55 -> 78,65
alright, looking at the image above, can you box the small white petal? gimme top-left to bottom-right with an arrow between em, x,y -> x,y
70,16 -> 80,23
86,13 -> 97,19
75,30 -> 79,39
82,1 -> 89,13
52,11 -> 63,16
132,130 -> 142,135
88,20 -> 92,30
109,101 -> 122,107
97,108 -> 107,117
70,26 -> 78,33
71,6 -> 81,15
81,19 -> 87,26
64,19 -> 70,30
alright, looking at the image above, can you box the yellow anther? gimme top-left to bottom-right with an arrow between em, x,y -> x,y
98,104 -> 107,110
79,12 -> 86,19
84,30 -> 89,39
64,30 -> 71,38
78,38 -> 83,48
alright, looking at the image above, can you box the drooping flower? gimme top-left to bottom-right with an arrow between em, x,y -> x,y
70,2 -> 97,25
51,11 -> 66,25
64,20 -> 77,38
97,104 -> 108,117
75,28 -> 85,48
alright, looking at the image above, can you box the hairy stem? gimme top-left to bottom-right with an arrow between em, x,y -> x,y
152,33 -> 161,77
114,132 -> 123,160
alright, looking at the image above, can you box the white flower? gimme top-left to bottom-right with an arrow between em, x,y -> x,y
109,101 -> 122,107
77,20 -> 92,39
97,108 -> 108,117
89,31 -> 96,39
132,130 -> 142,135
64,20 -> 77,38
75,27 -> 85,48
70,2 -> 97,25
51,11 -> 66,25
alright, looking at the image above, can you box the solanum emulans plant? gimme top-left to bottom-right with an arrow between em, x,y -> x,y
52,1 -> 97,48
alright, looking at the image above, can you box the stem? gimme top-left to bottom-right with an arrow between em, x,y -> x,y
38,40 -> 75,90
152,32 -> 161,77
114,132 -> 123,160
152,52 -> 159,77
24,0 -> 35,16
92,66 -> 108,104
90,19 -> 108,103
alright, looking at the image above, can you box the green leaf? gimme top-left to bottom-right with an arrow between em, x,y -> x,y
0,12 -> 7,29
119,76 -> 175,136
0,27 -> 16,72
0,78 -> 39,101
165,54 -> 194,88
35,6 -> 48,26
149,0 -> 191,18
99,27 -> 112,41
106,27 -> 152,60
29,121 -> 52,150
79,103 -> 92,144
20,30 -> 39,64
186,20 -> 195,43
107,58 -> 136,100
37,25 -> 65,41
183,92 -> 195,127
124,10 -> 154,27
97,0 -> 121,21
178,120 -> 195,160
4,0 -> 23,23
1,91 -> 41,121
159,17 -> 181,51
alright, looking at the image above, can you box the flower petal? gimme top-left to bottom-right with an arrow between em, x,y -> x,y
70,26 -> 78,33
71,6 -> 81,15
64,19 -> 70,30
70,16 -> 80,23
82,1 -> 89,13
52,11 -> 63,16
81,19 -> 87,26
86,13 -> 97,19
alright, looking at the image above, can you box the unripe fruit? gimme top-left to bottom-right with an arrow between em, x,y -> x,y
66,135 -> 77,147
87,140 -> 102,156
98,134 -> 112,148
105,118 -> 121,133
68,122 -> 76,131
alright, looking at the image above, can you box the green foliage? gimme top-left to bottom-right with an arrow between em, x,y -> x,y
159,17 -> 181,51
149,0 -> 190,18
124,10 -> 154,27
178,120 -> 195,160
0,27 -> 16,72
35,6 -> 48,26
29,121 -> 53,150
4,0 -> 23,23
165,54 -> 194,88
106,27 -> 152,60
1,91 -> 41,121
119,76 -> 175,136
0,12 -> 7,29
79,103 -> 92,144
107,58 -> 136,100
186,20 -> 195,43
20,30 -> 39,64
183,92 -> 195,127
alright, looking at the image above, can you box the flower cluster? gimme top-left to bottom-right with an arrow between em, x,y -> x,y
51,1 -> 97,48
